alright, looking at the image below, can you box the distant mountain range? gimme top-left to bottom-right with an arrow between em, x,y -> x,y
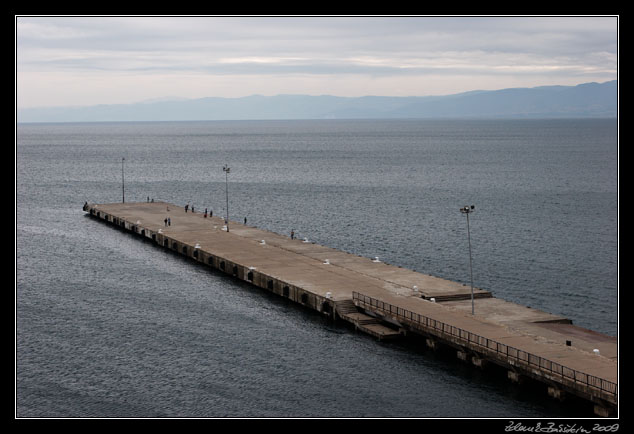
17,80 -> 617,123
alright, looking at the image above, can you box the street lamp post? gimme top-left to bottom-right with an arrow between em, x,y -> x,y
223,164 -> 230,232
122,157 -> 125,203
460,205 -> 476,315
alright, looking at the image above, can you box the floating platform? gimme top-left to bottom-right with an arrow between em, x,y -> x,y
84,201 -> 617,416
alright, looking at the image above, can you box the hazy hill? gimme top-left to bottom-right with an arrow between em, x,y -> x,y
17,80 -> 617,123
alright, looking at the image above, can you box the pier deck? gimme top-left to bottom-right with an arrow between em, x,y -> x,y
85,201 -> 617,415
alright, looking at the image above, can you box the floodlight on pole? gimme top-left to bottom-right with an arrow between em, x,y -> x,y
122,157 -> 125,203
460,205 -> 476,315
223,165 -> 230,232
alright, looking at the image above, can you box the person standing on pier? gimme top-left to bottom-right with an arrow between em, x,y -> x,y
185,204 -> 189,212
291,230 -> 295,240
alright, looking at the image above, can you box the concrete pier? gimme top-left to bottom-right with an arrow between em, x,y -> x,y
84,201 -> 617,416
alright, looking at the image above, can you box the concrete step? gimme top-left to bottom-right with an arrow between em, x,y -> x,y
336,308 -> 402,341
335,300 -> 359,315
422,291 -> 493,302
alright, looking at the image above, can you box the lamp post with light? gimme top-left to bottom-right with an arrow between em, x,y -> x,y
121,157 -> 125,203
223,165 -> 230,232
460,205 -> 476,315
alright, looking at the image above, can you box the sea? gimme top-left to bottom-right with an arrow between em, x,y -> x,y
16,118 -> 618,418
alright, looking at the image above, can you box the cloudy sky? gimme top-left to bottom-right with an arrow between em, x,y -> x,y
15,16 -> 618,108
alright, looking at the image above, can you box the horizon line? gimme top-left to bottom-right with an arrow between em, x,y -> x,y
17,79 -> 617,111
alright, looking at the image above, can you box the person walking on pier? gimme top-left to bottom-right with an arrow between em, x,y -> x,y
291,230 -> 295,240
185,204 -> 189,213
164,217 -> 168,227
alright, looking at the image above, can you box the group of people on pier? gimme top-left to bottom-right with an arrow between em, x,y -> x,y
160,202 -> 297,241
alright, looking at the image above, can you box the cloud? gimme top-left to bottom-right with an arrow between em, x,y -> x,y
15,16 -> 618,107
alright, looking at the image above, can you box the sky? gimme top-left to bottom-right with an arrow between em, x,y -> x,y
15,16 -> 618,109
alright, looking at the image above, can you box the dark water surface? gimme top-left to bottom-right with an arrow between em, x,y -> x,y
16,119 -> 618,418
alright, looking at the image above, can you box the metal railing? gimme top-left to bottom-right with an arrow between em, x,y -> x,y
352,291 -> 617,399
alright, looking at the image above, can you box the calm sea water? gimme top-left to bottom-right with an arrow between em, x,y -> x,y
16,119 -> 618,418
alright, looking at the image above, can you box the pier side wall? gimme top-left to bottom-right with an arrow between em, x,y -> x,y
88,206 -> 331,316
